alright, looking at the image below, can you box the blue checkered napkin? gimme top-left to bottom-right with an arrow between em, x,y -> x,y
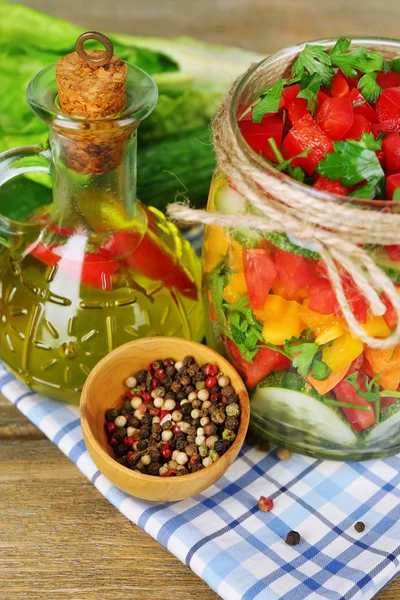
2,365 -> 400,600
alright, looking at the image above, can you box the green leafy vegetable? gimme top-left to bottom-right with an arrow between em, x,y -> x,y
283,332 -> 331,380
292,44 -> 334,87
223,294 -> 265,362
297,73 -> 321,112
393,189 -> 400,202
310,359 -> 332,381
252,79 -> 285,123
359,131 -> 382,151
357,72 -> 382,104
324,399 -> 373,410
329,37 -> 383,77
267,138 -> 310,174
210,263 -> 228,330
344,372 -> 381,422
389,58 -> 400,73
316,138 -> 385,199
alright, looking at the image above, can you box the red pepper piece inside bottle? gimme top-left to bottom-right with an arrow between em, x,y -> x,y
334,374 -> 375,432
382,132 -> 400,173
283,114 -> 334,174
239,115 -> 284,163
243,248 -> 277,310
227,339 -> 290,389
386,173 -> 400,199
316,96 -> 354,141
273,248 -> 317,299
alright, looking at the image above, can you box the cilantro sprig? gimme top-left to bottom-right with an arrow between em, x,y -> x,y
329,37 -> 383,78
315,133 -> 385,199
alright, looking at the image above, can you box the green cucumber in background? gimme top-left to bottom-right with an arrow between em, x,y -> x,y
0,2 -> 263,216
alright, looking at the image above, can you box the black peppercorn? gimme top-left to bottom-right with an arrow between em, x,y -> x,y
209,385 -> 220,395
175,431 -> 185,440
222,385 -> 235,397
115,443 -> 128,457
153,386 -> 165,398
171,381 -> 182,393
199,408 -> 209,418
214,439 -> 229,455
183,355 -> 195,368
185,385 -> 195,395
226,393 -> 238,404
187,363 -> 199,376
354,522 -> 365,533
181,375 -> 191,386
163,377 -> 172,388
114,426 -> 127,441
225,416 -> 240,430
152,423 -> 161,433
176,391 -> 186,401
191,419 -> 200,428
137,440 -> 148,451
122,399 -> 131,411
142,414 -> 152,425
105,408 -> 119,422
211,410 -> 226,424
191,463 -> 204,473
178,366 -> 188,376
117,455 -> 129,466
140,429 -> 150,440
192,399 -> 202,409
151,433 -> 161,443
176,467 -> 189,476
150,449 -> 161,462
148,462 -> 161,476
139,382 -> 147,392
186,435 -> 196,444
164,391 -> 176,400
136,369 -> 147,383
194,372 -> 206,382
175,439 -> 187,451
186,426 -> 197,437
285,531 -> 301,546
162,420 -> 173,431
152,360 -> 162,370
181,404 -> 191,416
166,366 -> 177,377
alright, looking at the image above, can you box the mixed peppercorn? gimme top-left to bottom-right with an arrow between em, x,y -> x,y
105,356 -> 241,477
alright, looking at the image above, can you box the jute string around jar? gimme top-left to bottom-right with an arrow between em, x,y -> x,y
168,66 -> 400,349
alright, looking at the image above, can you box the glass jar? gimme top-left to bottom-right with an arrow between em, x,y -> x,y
0,60 -> 203,404
203,38 -> 400,460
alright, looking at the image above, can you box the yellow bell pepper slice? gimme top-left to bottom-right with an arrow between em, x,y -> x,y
300,299 -> 346,344
322,331 -> 363,372
203,225 -> 229,273
315,323 -> 345,345
228,238 -> 244,272
361,316 -> 392,338
261,296 -> 304,345
222,272 -> 247,304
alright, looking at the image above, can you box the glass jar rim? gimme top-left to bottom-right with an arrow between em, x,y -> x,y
230,36 -> 400,208
27,62 -> 158,133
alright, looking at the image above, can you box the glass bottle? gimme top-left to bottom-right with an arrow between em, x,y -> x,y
0,46 -> 203,404
202,38 -> 400,460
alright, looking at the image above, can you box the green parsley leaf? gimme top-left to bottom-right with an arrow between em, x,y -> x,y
394,188 -> 400,202
310,359 -> 332,381
358,72 -> 382,104
284,340 -> 319,378
359,131 -> 382,151
292,44 -> 334,88
252,79 -> 285,123
384,60 -> 392,74
224,294 -> 265,362
288,165 -> 306,182
330,39 -> 383,78
275,148 -> 310,172
347,184 -> 376,200
297,72 -> 321,112
316,138 -> 385,199
391,58 -> 400,73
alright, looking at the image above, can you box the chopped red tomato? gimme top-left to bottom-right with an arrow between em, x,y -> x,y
346,114 -> 372,141
308,271 -> 368,322
376,71 -> 400,89
380,291 -> 399,330
331,71 -> 350,98
386,173 -> 400,199
382,132 -> 400,173
287,98 -> 309,124
316,97 -> 354,141
273,248 -> 317,298
227,339 -> 291,389
283,114 -> 334,175
101,230 -> 198,300
381,396 -> 400,411
243,248 -> 277,310
314,176 -> 348,195
348,88 -> 378,122
376,87 -> 400,126
239,115 -> 284,163
334,374 -> 375,432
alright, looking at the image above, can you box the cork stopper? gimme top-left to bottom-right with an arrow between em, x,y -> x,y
54,32 -> 130,175
55,32 -> 127,119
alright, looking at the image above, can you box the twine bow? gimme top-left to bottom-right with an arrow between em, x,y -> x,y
168,68 -> 400,349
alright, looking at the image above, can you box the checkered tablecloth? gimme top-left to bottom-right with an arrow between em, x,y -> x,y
3,226 -> 400,599
3,363 -> 400,600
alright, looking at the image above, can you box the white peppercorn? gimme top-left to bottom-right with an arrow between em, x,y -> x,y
179,421 -> 190,433
195,434 -> 206,446
176,452 -> 189,465
188,391 -> 198,401
191,408 -> 201,419
217,375 -> 230,388
114,415 -> 127,427
206,435 -> 219,449
161,430 -> 173,442
200,416 -> 210,426
125,376 -> 137,388
153,397 -> 164,408
202,400 -> 212,409
172,410 -> 183,422
202,456 -> 213,468
159,465 -> 168,476
197,389 -> 210,401
126,426 -> 136,437
131,396 -> 142,409
163,399 -> 177,411
152,416 -> 160,424
134,409 -> 144,421
197,427 -> 205,436
141,454 -> 151,466
175,361 -> 183,370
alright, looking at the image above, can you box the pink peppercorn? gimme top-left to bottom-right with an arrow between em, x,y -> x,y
151,378 -> 159,389
109,437 -> 118,447
172,425 -> 181,435
124,436 -> 134,446
210,392 -> 221,403
106,422 -> 115,433
142,391 -> 152,404
206,376 -> 217,389
147,363 -> 153,373
204,363 -> 218,376
155,368 -> 166,380
138,404 -> 147,415
127,451 -> 135,465
162,445 -> 172,459
258,496 -> 273,512
149,406 -> 161,416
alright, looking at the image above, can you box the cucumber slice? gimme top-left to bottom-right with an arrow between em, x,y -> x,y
263,232 -> 320,259
251,371 -> 358,446
372,248 -> 400,284
363,399 -> 400,444
214,184 -> 261,248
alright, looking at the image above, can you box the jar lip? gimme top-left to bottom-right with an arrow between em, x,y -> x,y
231,36 -> 400,208
27,62 -> 158,132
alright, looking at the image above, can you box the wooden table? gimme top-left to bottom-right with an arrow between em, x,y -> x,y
3,1 -> 400,598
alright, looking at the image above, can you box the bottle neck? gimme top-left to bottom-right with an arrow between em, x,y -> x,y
48,126 -> 139,231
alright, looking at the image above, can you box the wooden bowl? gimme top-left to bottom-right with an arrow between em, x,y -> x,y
80,337 -> 250,502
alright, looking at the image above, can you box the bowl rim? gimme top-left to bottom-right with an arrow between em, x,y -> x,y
80,337 -> 250,486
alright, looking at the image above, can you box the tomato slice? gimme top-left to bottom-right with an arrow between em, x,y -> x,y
314,176 -> 348,195
239,115 -> 284,163
316,96 -> 354,140
308,273 -> 368,322
283,114 -> 334,175
382,132 -> 400,173
346,114 -> 372,141
226,339 -> 291,389
334,374 -> 375,432
243,248 -> 277,310
386,173 -> 400,200
331,71 -> 350,98
376,71 -> 400,89
273,248 -> 317,299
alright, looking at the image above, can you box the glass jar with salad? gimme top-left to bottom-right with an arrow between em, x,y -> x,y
0,34 -> 203,404
202,37 -> 400,460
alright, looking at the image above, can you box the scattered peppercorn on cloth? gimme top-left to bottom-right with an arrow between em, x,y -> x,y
2,226 -> 400,600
